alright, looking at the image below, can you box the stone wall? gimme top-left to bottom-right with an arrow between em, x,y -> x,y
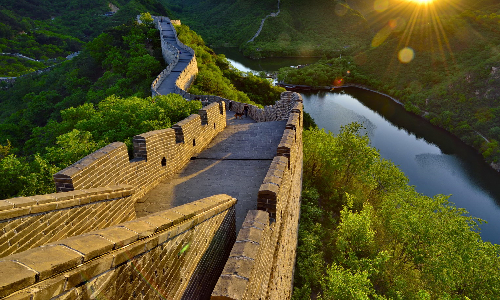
151,15 -> 198,97
212,99 -> 303,299
53,102 -> 226,203
0,194 -> 236,300
151,17 -> 181,96
150,15 -> 302,125
0,185 -> 135,259
175,56 -> 198,92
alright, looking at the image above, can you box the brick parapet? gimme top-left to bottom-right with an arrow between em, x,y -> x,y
150,16 -> 304,126
212,96 -> 303,299
0,185 -> 135,259
53,102 -> 226,200
0,194 -> 237,299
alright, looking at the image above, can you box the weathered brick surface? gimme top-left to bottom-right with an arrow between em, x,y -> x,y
212,99 -> 303,300
53,102 -> 226,207
2,12 -> 304,298
0,195 -> 237,300
0,185 -> 135,259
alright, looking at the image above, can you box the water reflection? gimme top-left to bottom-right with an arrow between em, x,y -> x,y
302,89 -> 500,244
215,47 -> 500,244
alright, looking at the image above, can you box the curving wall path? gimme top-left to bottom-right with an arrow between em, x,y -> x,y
0,15 -> 303,300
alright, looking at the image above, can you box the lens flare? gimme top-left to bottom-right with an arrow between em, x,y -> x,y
407,0 -> 434,4
398,47 -> 415,63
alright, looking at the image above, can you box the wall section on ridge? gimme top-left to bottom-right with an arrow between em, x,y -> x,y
212,100 -> 303,300
53,102 -> 226,203
0,194 -> 237,300
0,185 -> 135,259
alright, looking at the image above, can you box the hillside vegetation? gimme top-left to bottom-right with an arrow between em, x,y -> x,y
0,0 -> 168,76
0,12 -> 284,200
160,0 -> 279,47
277,2 -> 500,166
294,125 -> 500,299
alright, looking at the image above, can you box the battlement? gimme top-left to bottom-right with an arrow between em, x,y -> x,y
0,194 -> 236,299
0,15 -> 304,299
53,102 -> 225,199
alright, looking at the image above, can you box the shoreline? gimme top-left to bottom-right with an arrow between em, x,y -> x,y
278,81 -> 500,172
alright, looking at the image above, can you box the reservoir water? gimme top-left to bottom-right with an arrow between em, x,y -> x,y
216,48 -> 500,244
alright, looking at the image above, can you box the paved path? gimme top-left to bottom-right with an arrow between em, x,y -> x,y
135,111 -> 286,231
156,19 -> 194,95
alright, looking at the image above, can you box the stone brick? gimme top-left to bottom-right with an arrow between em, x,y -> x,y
31,194 -> 56,205
8,198 -> 36,208
157,210 -> 185,225
57,235 -> 114,261
236,227 -> 265,244
30,203 -> 58,214
112,242 -> 145,267
9,245 -> 83,280
2,290 -> 33,300
220,258 -> 254,279
241,210 -> 269,230
0,207 -> 31,221
141,215 -> 174,232
119,220 -> 156,239
211,276 -> 248,300
0,200 -> 14,211
30,276 -> 66,300
63,255 -> 114,290
94,226 -> 138,249
229,242 -> 260,260
0,260 -> 37,298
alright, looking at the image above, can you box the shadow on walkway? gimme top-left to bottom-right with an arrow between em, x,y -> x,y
136,110 -> 286,231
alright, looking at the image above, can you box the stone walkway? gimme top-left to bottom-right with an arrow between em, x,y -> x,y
156,19 -> 194,95
135,111 -> 286,231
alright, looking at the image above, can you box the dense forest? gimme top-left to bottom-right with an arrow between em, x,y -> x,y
0,0 -> 168,76
293,124 -> 500,299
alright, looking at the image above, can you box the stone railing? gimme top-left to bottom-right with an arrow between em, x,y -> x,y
0,185 -> 135,259
0,194 -> 236,299
212,98 -> 304,299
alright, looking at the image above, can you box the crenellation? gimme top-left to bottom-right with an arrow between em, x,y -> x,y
2,15 -> 304,299
0,195 -> 237,300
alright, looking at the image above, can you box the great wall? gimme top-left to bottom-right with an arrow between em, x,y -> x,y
0,16 -> 303,299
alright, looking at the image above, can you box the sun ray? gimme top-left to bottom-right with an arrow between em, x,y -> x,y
429,4 -> 456,65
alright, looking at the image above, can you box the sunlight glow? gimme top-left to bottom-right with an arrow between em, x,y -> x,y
407,0 -> 434,4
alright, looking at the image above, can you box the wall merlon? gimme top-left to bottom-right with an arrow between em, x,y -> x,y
51,234 -> 114,262
0,260 -> 37,298
6,244 -> 84,281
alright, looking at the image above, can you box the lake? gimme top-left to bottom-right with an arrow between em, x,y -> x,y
216,48 -> 500,244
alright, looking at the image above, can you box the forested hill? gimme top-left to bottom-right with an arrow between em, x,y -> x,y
0,0 -> 168,76
161,0 -> 371,58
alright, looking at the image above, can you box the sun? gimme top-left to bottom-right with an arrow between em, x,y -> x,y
407,0 -> 434,4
